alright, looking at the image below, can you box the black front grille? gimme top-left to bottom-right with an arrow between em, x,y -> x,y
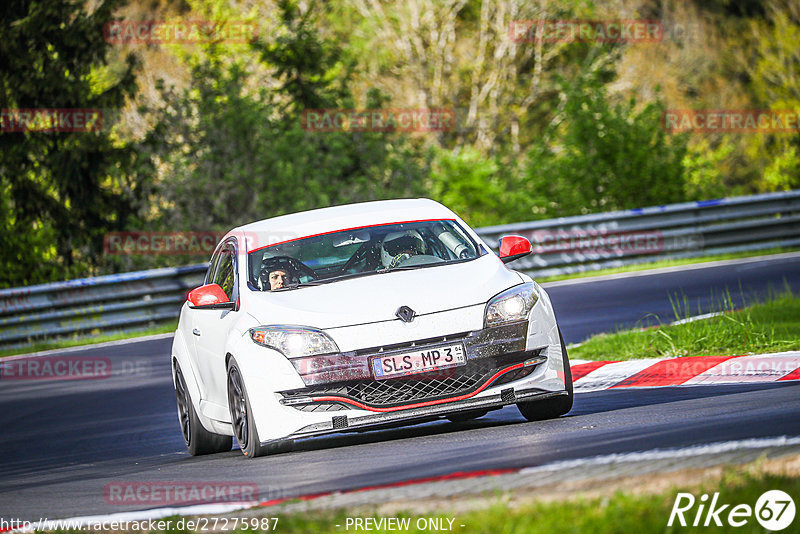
282,349 -> 542,409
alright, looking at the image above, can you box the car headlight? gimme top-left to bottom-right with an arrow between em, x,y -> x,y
485,283 -> 538,327
249,326 -> 339,358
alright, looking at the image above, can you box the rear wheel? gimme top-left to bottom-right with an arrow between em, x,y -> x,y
517,327 -> 573,422
174,363 -> 232,455
227,357 -> 292,458
446,409 -> 489,423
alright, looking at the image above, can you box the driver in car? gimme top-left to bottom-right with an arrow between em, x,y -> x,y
259,257 -> 297,291
380,230 -> 426,269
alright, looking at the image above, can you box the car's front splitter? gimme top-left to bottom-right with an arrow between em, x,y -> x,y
259,387 -> 568,447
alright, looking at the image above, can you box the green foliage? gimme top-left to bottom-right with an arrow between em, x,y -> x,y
519,73 -> 689,218
3,0 -> 800,287
736,0 -> 800,192
428,148 -> 509,227
146,1 -> 429,233
683,137 -> 736,200
0,0 -> 148,287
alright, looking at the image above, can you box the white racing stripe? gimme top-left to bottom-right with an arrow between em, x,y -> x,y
519,435 -> 800,474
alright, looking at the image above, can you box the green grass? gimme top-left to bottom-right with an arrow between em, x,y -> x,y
51,462 -> 796,533
537,247 -> 799,283
570,289 -> 800,361
0,321 -> 177,358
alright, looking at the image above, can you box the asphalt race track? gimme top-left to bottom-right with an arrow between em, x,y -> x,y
1,254 -> 799,521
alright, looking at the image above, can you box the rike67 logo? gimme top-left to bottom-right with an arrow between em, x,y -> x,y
669,490 -> 796,530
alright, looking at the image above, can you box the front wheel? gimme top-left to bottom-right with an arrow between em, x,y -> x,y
517,327 -> 573,421
227,357 -> 292,458
174,363 -> 232,456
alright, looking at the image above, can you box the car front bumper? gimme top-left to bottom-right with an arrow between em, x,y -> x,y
264,387 -> 568,445
239,287 -> 566,444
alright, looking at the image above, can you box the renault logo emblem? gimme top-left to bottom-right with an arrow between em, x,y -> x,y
396,306 -> 416,323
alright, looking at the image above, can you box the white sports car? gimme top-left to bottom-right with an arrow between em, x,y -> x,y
171,199 -> 572,457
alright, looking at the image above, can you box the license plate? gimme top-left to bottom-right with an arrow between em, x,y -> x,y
371,343 -> 466,380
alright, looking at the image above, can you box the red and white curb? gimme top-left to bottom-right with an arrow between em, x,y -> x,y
570,351 -> 800,392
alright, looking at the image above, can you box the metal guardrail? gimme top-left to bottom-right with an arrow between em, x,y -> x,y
477,190 -> 800,278
1,191 -> 799,350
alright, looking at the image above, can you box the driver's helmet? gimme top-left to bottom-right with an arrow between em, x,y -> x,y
259,256 -> 298,290
380,230 -> 426,268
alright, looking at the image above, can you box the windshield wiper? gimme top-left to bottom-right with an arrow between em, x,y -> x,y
376,265 -> 423,273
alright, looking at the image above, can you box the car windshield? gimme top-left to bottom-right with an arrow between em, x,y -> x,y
248,219 -> 482,291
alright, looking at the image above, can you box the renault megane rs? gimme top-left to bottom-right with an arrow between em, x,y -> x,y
171,199 -> 573,457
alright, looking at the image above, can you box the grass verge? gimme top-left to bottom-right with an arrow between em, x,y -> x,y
0,321 -> 176,358
570,289 -> 800,361
537,248 -> 799,283
60,455 -> 794,533
266,467 -> 798,533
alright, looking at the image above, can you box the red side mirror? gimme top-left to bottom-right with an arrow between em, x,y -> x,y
187,283 -> 233,309
499,235 -> 532,264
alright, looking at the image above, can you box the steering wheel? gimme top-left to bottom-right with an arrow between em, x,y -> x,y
259,256 -> 318,288
387,249 -> 419,268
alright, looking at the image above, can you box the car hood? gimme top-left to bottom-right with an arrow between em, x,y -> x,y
244,254 -> 522,329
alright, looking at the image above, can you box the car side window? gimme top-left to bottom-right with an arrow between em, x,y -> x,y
205,248 -> 221,285
211,243 -> 236,301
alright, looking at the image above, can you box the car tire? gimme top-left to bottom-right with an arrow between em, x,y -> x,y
517,327 -> 574,422
227,357 -> 293,458
446,409 -> 489,423
174,363 -> 232,456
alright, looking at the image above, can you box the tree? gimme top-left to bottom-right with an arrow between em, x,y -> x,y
518,71 -> 689,218
0,0 -> 147,287
147,0 -> 429,232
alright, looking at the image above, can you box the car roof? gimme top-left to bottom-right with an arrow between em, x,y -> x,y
231,198 -> 459,252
